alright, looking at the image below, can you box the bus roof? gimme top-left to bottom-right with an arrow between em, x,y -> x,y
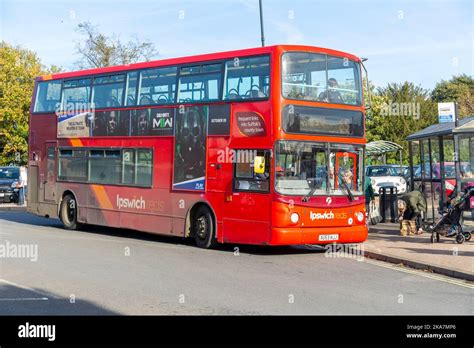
39,44 -> 361,82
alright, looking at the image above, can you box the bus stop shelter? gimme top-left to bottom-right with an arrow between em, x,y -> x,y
406,115 -> 474,220
366,140 -> 403,168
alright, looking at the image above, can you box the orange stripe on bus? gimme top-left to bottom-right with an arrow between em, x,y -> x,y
69,139 -> 83,147
91,185 -> 114,210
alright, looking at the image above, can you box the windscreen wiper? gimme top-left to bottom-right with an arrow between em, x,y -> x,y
341,180 -> 354,201
302,185 -> 316,202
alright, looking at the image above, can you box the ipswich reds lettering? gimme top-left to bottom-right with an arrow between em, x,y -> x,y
116,195 -> 146,210
310,211 -> 348,220
310,211 -> 334,220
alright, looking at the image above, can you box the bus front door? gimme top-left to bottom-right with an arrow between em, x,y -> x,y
222,149 -> 271,244
43,142 -> 57,202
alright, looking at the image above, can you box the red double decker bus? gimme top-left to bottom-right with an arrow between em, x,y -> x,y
28,45 -> 368,248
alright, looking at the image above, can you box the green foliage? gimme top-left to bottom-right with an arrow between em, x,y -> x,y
366,82 -> 437,165
431,74 -> 474,118
0,41 -> 59,165
366,75 -> 474,165
75,22 -> 157,68
0,42 -> 41,165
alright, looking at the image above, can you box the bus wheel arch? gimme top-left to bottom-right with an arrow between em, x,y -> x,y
59,190 -> 81,230
186,202 -> 218,249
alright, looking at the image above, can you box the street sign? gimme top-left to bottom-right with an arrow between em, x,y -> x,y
438,102 -> 456,123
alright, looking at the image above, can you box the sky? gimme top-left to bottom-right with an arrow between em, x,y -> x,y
0,0 -> 472,90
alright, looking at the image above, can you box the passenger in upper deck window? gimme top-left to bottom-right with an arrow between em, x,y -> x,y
319,78 -> 344,104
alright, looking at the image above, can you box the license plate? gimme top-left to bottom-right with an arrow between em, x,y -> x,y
319,234 -> 339,241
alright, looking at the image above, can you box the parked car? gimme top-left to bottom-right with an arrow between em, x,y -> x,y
0,166 -> 20,203
366,165 -> 407,195
386,164 -> 408,177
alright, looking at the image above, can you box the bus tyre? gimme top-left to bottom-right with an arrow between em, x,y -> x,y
60,194 -> 81,230
192,206 -> 217,249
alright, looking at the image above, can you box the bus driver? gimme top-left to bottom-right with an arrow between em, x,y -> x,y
319,78 -> 343,104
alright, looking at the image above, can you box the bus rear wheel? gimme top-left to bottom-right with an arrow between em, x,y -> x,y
192,206 -> 217,249
60,194 -> 81,230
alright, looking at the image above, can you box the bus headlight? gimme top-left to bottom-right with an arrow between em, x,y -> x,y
356,212 -> 364,222
290,212 -> 299,224
371,179 -> 375,186
400,178 -> 406,185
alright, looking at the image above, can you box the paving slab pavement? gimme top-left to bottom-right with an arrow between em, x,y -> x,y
364,222 -> 474,281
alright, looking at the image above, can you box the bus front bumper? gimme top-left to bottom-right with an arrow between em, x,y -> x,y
269,225 -> 368,245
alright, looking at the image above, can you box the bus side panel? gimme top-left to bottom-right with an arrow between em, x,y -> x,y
222,193 -> 271,244
119,211 -> 173,235
87,185 -> 174,235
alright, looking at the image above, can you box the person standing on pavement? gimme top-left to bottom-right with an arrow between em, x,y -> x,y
364,175 -> 375,215
17,166 -> 27,206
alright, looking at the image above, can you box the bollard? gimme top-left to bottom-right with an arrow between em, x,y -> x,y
379,186 -> 398,223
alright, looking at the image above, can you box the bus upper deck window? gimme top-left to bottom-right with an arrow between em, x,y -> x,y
34,81 -> 62,113
224,56 -> 270,100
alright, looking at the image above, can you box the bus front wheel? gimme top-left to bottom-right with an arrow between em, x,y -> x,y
60,194 -> 81,230
192,206 -> 217,249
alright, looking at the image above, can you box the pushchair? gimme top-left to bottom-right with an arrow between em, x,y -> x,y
425,187 -> 473,244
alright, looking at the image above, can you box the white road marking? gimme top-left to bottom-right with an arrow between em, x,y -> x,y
361,258 -> 474,289
0,278 -> 59,299
0,297 -> 48,301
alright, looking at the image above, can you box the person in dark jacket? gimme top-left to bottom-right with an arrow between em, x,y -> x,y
397,190 -> 427,235
364,176 -> 375,214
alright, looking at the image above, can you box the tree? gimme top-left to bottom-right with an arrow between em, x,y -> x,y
75,22 -> 157,69
365,82 -> 437,164
431,74 -> 474,118
0,42 -> 42,165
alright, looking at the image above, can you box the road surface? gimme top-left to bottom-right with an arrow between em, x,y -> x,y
0,211 -> 472,315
